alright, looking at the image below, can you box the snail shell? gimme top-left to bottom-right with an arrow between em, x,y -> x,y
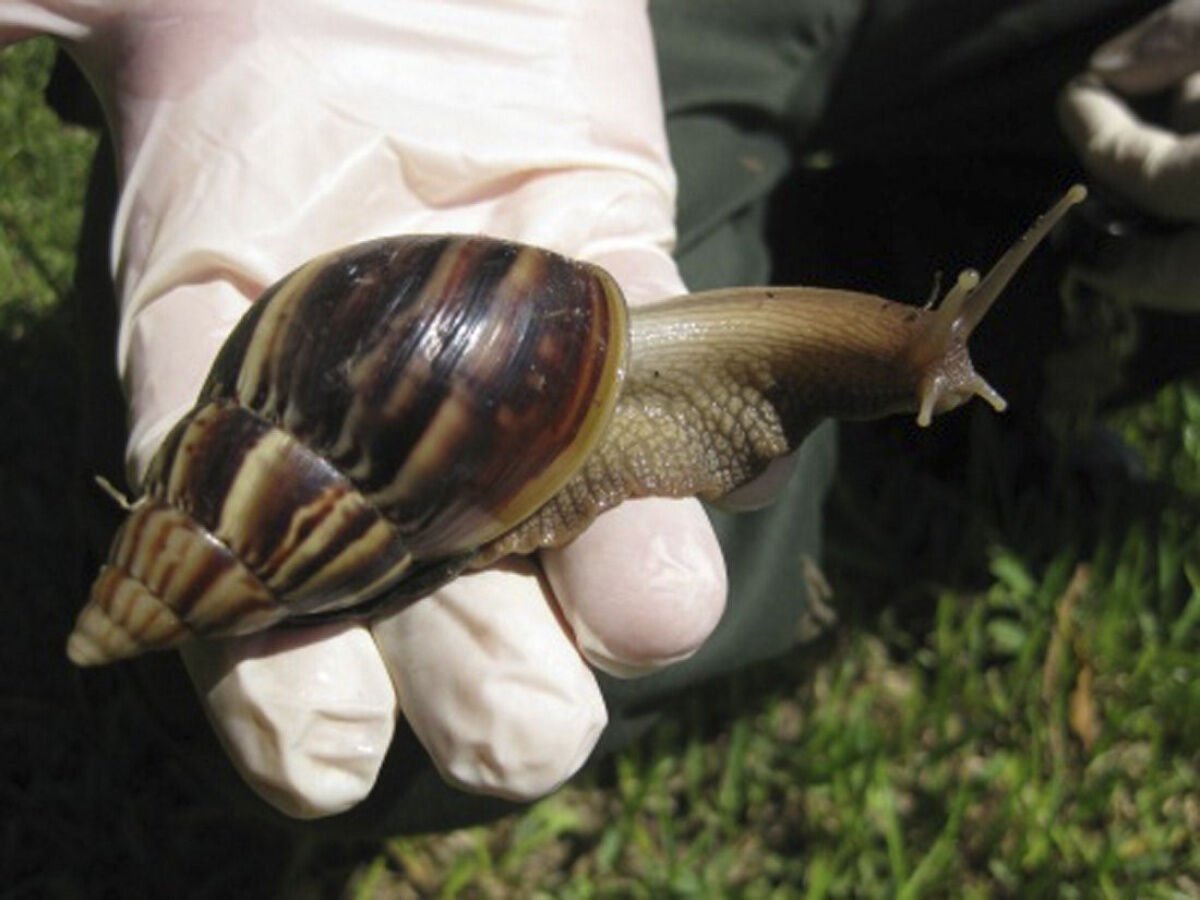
68,187 -> 1087,666
69,235 -> 627,663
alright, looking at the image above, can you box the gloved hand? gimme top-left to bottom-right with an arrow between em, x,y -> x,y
4,0 -> 727,819
1058,0 -> 1200,311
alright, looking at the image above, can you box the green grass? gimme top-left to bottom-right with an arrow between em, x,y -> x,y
2,37 -> 1198,898
361,532 -> 1198,898
0,40 -> 92,330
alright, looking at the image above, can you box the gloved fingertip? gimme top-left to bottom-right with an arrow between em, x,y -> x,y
543,498 -> 727,678
247,749 -> 384,821
183,623 -> 397,819
435,684 -> 607,802
373,569 -> 608,802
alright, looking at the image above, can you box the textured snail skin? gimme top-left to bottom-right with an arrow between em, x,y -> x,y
67,187 -> 1086,666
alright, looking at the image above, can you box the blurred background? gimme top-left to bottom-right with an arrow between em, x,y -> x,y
2,32 -> 1198,897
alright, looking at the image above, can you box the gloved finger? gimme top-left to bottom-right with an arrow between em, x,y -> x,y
1059,76 -> 1200,221
182,621 -> 397,819
370,564 -> 607,801
541,497 -> 726,678
1071,224 -> 1200,312
1089,0 -> 1200,96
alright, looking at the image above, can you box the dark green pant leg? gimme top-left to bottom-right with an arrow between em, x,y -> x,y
652,0 -> 868,289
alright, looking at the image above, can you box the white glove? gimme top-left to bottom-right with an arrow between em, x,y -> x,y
1058,0 -> 1200,311
6,0 -> 727,819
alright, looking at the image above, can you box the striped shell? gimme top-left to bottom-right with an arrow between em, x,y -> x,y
69,235 -> 629,664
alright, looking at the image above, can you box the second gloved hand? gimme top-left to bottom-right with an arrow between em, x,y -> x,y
1059,0 -> 1200,311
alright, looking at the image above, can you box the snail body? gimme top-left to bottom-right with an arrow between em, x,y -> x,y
67,187 -> 1086,666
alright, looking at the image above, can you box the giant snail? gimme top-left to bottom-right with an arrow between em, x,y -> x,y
67,186 -> 1087,666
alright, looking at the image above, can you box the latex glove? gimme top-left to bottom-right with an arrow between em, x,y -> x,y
6,1 -> 727,818
1058,0 -> 1200,311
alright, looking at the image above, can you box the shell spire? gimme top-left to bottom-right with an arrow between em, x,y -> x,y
67,497 -> 281,666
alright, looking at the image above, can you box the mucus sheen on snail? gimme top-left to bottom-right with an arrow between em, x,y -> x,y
67,186 -> 1087,666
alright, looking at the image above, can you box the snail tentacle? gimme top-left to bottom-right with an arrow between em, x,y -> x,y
957,183 -> 1087,336
908,185 -> 1087,426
